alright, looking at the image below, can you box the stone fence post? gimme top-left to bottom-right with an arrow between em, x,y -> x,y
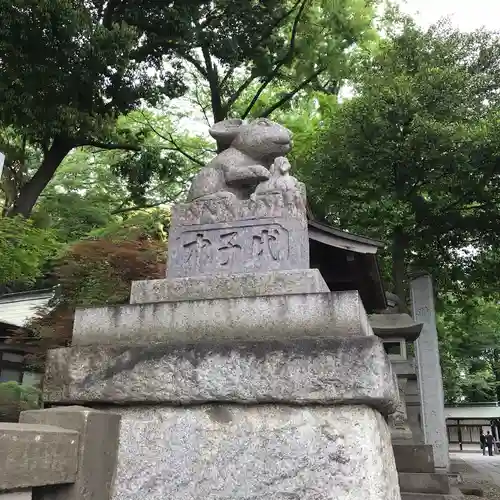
0,406 -> 120,500
410,273 -> 449,471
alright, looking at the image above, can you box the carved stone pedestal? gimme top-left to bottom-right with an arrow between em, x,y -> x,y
43,123 -> 402,500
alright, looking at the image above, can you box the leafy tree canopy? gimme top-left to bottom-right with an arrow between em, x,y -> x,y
298,16 -> 500,302
24,208 -> 169,357
0,216 -> 60,285
438,295 -> 500,403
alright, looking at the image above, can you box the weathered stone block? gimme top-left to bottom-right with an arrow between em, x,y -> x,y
398,473 -> 450,494
72,290 -> 373,346
44,337 -> 398,414
0,491 -> 31,500
129,268 -> 329,304
20,406 -> 121,500
393,444 -> 435,473
369,314 -> 423,342
391,359 -> 417,378
0,423 -> 79,490
401,492 -> 463,500
108,404 -> 400,500
411,274 -> 449,470
167,214 -> 309,278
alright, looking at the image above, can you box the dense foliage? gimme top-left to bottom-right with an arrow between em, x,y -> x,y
0,382 -> 41,422
0,216 -> 59,285
25,210 -> 168,355
298,17 -> 500,307
438,296 -> 500,403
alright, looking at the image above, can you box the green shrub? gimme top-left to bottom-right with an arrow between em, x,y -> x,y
0,381 -> 41,422
0,216 -> 60,284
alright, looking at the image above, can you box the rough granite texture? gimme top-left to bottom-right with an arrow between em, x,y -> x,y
389,378 -> 413,443
129,268 -> 329,304
20,406 -> 121,500
43,337 -> 398,414
0,491 -> 32,500
405,379 -> 425,444
167,211 -> 309,278
72,290 -> 373,346
108,404 -> 400,500
0,423 -> 79,490
411,274 -> 449,470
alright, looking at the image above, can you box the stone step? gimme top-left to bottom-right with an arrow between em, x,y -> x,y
394,444 -> 435,473
399,473 -> 451,494
401,487 -> 463,500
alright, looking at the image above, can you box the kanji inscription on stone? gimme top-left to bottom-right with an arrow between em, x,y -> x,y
168,215 -> 308,278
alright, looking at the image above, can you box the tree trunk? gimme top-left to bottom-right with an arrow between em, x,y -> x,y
392,226 -> 409,312
7,137 -> 73,218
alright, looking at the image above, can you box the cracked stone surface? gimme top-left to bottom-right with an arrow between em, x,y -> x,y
109,404 -> 400,500
44,337 -> 398,414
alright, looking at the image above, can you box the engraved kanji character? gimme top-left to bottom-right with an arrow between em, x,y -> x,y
217,231 -> 242,266
183,233 -> 212,266
252,228 -> 281,261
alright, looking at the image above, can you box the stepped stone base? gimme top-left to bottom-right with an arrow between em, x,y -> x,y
130,268 -> 329,304
393,444 -> 435,473
394,445 -> 462,500
107,404 -> 400,500
44,337 -> 397,413
401,490 -> 463,500
56,272 -> 401,500
72,290 -> 372,346
398,473 -> 450,494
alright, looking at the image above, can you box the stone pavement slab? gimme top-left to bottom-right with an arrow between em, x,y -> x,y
451,452 -> 500,487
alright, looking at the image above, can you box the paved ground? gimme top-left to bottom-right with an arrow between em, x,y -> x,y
450,448 -> 500,500
452,452 -> 500,486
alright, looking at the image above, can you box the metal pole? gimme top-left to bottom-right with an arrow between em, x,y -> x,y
0,152 -> 4,179
457,419 -> 463,451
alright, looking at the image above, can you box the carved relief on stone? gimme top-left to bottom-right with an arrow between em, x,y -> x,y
175,221 -> 291,276
389,378 -> 413,442
167,118 -> 309,279
253,156 -> 306,209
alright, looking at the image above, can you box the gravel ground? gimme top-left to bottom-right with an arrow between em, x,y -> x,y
451,458 -> 500,499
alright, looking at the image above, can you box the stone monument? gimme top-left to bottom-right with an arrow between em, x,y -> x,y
410,273 -> 449,472
43,118 -> 401,500
371,293 -> 460,500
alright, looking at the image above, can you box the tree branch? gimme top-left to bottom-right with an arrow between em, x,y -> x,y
254,0 -> 304,50
111,200 -> 174,215
201,45 -> 225,123
183,52 -> 208,78
135,115 -> 205,167
83,141 -> 141,152
102,0 -> 124,28
220,67 -> 236,90
241,0 -> 309,119
159,136 -> 205,167
259,66 -> 327,118
225,73 -> 257,113
193,84 -> 212,126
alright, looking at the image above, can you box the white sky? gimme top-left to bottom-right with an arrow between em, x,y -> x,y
398,0 -> 500,31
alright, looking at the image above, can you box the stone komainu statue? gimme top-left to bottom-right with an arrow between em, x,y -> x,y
187,118 -> 293,202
